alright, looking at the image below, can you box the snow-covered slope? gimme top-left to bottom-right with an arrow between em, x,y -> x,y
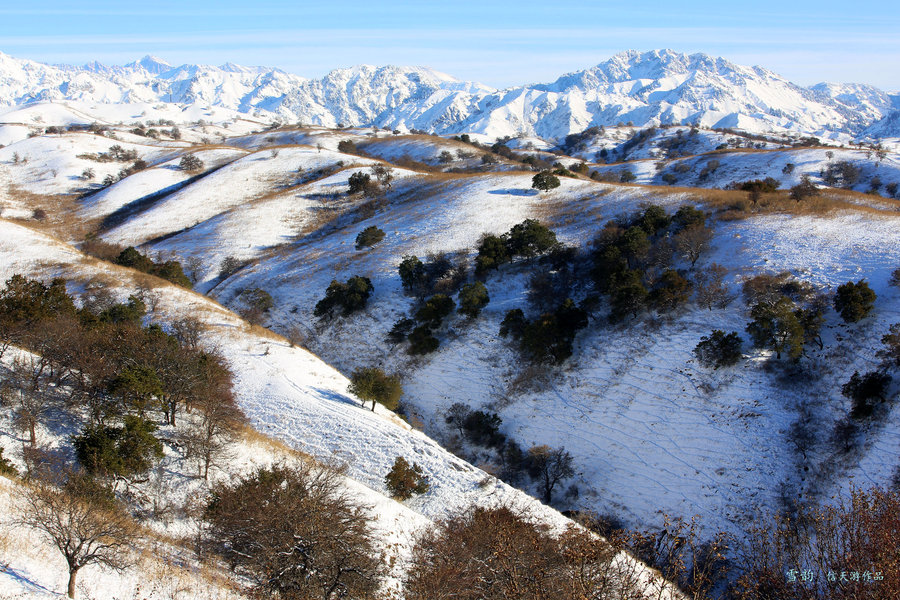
1,115 -> 898,596
0,213 -> 679,598
1,49 -> 898,140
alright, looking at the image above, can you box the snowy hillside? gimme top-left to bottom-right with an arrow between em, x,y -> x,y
1,99 -> 899,597
0,216 -> 671,598
1,49 -> 899,141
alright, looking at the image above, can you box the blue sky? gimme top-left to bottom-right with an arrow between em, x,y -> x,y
1,1 -> 898,89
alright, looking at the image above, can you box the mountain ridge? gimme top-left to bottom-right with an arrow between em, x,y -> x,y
1,49 -> 898,139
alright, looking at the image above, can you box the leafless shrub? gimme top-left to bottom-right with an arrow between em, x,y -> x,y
204,462 -> 383,599
18,473 -> 137,598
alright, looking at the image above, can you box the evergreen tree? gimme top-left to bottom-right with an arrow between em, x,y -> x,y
694,330 -> 742,368
355,225 -> 385,249
457,281 -> 490,318
746,297 -> 804,359
531,170 -> 560,192
407,325 -> 439,355
416,294 -> 455,328
504,219 -> 557,258
834,280 -> 876,323
475,234 -> 510,275
73,415 -> 164,479
348,367 -> 402,411
398,255 -> 427,295
843,370 -> 892,418
384,456 -> 430,500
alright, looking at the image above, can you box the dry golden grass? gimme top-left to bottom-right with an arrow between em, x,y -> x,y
182,143 -> 248,153
3,185 -> 93,240
238,422 -> 315,464
531,189 -> 613,229
679,186 -> 900,220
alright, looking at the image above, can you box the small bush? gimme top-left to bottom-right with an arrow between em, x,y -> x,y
314,276 -> 373,319
355,225 -> 385,249
889,268 -> 900,288
415,294 -> 455,329
843,370 -> 892,418
240,288 -> 274,313
531,170 -> 561,192
73,415 -> 163,479
387,317 -> 416,344
882,323 -> 900,366
384,456 -> 429,500
113,247 -> 191,288
179,154 -> 204,173
833,280 -> 876,323
407,325 -> 439,355
789,175 -> 819,202
694,330 -> 742,368
0,447 -> 17,477
457,281 -> 490,318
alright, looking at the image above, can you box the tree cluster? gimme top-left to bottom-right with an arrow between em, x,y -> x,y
592,204 -> 711,322
398,252 -> 469,299
0,274 -> 244,480
734,486 -> 900,600
113,247 -> 192,288
444,403 -> 575,503
501,299 -> 588,365
475,219 -> 558,276
313,276 -> 374,320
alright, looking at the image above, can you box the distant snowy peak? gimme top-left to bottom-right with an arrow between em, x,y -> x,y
541,50 -> 766,91
0,49 -> 896,140
127,55 -> 172,75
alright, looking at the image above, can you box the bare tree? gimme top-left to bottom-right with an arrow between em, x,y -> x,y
675,224 -> 714,268
694,263 -> 732,310
527,445 -> 575,505
18,474 -> 136,598
370,164 -> 394,190
10,356 -> 55,446
182,387 -> 245,480
406,504 -> 645,600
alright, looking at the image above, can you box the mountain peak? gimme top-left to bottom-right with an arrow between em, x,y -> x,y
129,55 -> 172,74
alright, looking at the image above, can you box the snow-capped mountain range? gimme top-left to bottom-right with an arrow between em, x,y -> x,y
1,49 -> 898,140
